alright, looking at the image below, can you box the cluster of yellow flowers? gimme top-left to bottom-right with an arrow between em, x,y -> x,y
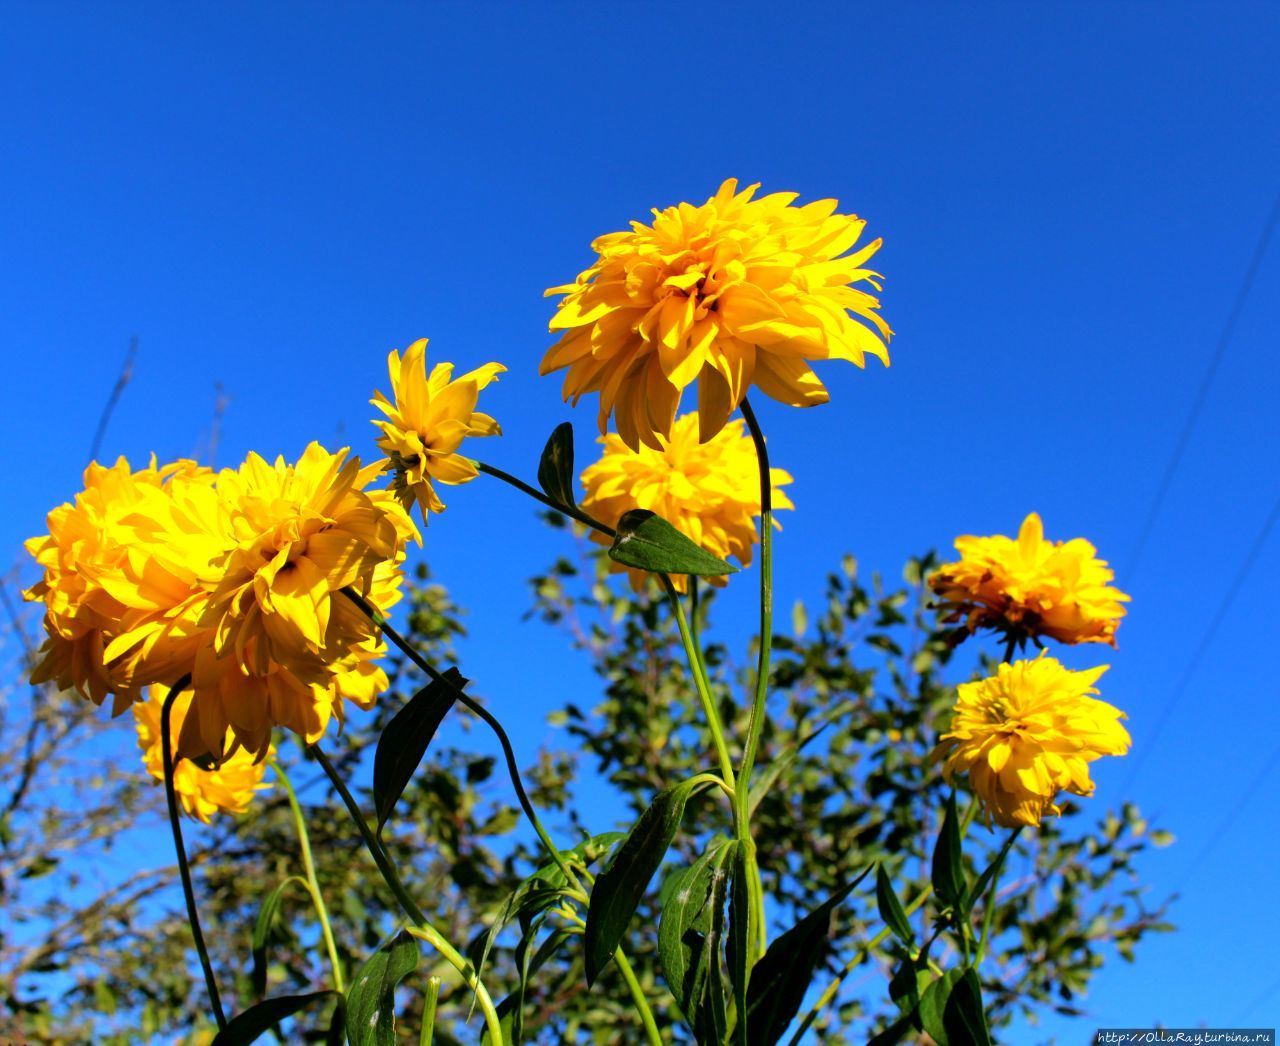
929,513 -> 1132,827
26,179 -> 1134,837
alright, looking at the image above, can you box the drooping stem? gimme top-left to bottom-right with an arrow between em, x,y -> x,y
272,759 -> 344,993
160,676 -> 227,1031
309,743 -> 504,1044
341,586 -> 665,1043
474,459 -> 617,540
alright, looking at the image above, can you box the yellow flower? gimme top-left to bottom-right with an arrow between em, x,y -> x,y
24,457 -> 221,714
133,685 -> 273,824
541,178 -> 891,450
579,412 -> 793,592
371,338 -> 504,519
929,512 -> 1130,648
933,655 -> 1131,828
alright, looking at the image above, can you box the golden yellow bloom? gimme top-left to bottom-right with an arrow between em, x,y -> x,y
579,413 -> 793,592
133,685 -> 272,824
371,338 -> 504,519
24,457 -> 221,714
541,178 -> 891,450
929,512 -> 1130,647
933,655 -> 1130,828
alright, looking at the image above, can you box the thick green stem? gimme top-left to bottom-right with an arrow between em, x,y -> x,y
419,975 -> 441,1046
272,759 -> 344,993
160,676 -> 227,1031
785,887 -> 933,1046
309,743 -> 504,1044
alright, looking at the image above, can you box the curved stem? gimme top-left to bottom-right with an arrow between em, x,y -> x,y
661,577 -> 737,792
272,759 -> 344,993
474,459 -> 617,540
557,907 -> 662,1046
160,676 -> 227,1030
309,743 -> 504,1044
785,886 -> 933,1046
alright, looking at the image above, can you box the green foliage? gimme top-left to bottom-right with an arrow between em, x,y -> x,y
608,510 -> 737,578
345,931 -> 420,1046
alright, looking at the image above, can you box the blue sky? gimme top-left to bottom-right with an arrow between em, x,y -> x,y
2,2 -> 1279,1038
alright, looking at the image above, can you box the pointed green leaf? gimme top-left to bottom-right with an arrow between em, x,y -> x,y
345,930 -> 420,1046
211,991 -> 338,1045
727,843 -> 758,1045
962,827 -> 1020,914
585,778 -> 707,985
608,509 -> 737,578
942,968 -> 992,1046
373,668 -> 467,835
931,792 -> 965,908
658,839 -> 735,1036
866,1015 -> 915,1046
918,968 -> 963,1045
876,865 -> 915,946
537,422 -> 577,508
251,876 -> 307,996
743,865 -> 874,1046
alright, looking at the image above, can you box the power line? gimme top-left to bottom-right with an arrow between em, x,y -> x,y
1119,489 -> 1280,794
1126,189 -> 1280,579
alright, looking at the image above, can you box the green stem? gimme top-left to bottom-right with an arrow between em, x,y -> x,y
560,907 -> 662,1046
341,587 -> 664,1043
785,887 -> 933,1046
309,743 -> 504,1044
474,459 -> 617,540
272,759 -> 344,993
420,975 -> 441,1046
975,828 -> 1021,966
661,577 -> 737,792
160,676 -> 227,1031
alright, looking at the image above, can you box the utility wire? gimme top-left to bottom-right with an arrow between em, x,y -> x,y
1126,189 -> 1280,579
1120,490 -> 1280,794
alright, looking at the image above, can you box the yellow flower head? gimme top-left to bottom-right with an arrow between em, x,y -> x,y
933,655 -> 1131,828
371,338 -> 504,520
133,685 -> 273,824
929,512 -> 1130,648
579,412 -> 793,592
541,178 -> 891,450
199,442 -> 415,684
24,457 -> 222,714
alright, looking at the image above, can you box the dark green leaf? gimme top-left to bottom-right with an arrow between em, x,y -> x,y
607,509 -> 737,578
537,422 -> 577,508
942,968 -> 992,1046
585,778 -> 706,985
251,876 -> 306,996
962,827 -> 1020,914
876,865 -> 915,946
919,968 -> 963,1045
888,958 -> 929,1021
657,838 -> 734,1035
743,865 -> 874,1046
931,791 -> 965,908
345,930 -> 420,1046
373,668 -> 467,835
866,1015 -> 915,1046
211,991 -> 337,1046
727,843 -> 758,1045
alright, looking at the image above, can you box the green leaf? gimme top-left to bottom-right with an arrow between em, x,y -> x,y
876,865 -> 915,946
585,778 -> 706,985
942,969 -> 992,1046
373,668 -> 467,835
251,876 -> 307,996
727,843 -> 758,1045
866,1015 -> 915,1046
345,930 -> 420,1046
494,925 -> 573,1044
537,422 -> 577,508
657,838 -> 735,1037
743,865 -> 874,1046
962,827 -> 1020,914
607,509 -> 737,578
931,791 -> 965,909
211,991 -> 338,1045
918,968 -> 963,1045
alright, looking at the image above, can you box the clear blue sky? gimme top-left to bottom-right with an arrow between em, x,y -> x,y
2,3 -> 1279,1039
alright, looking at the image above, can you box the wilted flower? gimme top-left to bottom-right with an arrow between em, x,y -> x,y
579,412 -> 792,591
371,338 -> 504,519
933,655 -> 1131,828
133,685 -> 272,824
929,512 -> 1130,648
541,178 -> 891,450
